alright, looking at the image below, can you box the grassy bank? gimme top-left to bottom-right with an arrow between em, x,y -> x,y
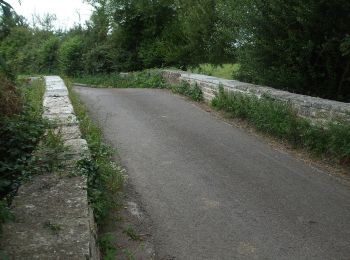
212,86 -> 350,167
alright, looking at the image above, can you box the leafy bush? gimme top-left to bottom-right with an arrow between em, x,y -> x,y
98,233 -> 117,259
0,79 -> 46,198
83,44 -> 114,75
38,36 -> 60,73
230,0 -> 350,101
58,36 -> 84,76
0,73 -> 20,116
212,86 -> 350,165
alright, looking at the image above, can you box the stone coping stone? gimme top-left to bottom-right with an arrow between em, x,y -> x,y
44,89 -> 69,97
0,174 -> 98,260
1,76 -> 99,259
64,139 -> 90,158
54,125 -> 82,141
44,104 -> 74,115
43,113 -> 78,126
44,96 -> 71,105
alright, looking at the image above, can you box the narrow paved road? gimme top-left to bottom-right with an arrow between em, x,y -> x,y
74,86 -> 350,260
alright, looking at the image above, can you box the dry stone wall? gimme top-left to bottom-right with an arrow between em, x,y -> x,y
1,76 -> 99,259
162,70 -> 350,124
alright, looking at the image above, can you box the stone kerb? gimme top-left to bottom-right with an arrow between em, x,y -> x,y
1,76 -> 99,259
162,70 -> 350,124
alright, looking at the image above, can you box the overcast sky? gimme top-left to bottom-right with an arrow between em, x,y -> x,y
7,0 -> 93,29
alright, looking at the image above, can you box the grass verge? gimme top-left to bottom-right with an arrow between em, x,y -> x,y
212,86 -> 350,167
66,78 -> 124,258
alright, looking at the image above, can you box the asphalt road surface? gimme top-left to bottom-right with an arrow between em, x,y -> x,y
74,86 -> 350,260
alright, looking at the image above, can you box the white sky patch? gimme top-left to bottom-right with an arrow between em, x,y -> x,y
7,0 -> 93,29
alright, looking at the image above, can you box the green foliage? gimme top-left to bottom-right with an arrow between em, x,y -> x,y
58,36 -> 84,76
0,26 -> 35,74
123,248 -> 136,260
0,73 -> 20,116
171,81 -> 204,102
31,129 -> 68,175
98,233 -> 117,260
0,78 -> 56,233
0,79 -> 46,198
1,0 -> 350,102
74,70 -> 166,89
212,86 -> 350,165
123,225 -> 141,241
67,79 -> 124,224
38,36 -> 60,73
229,0 -> 350,101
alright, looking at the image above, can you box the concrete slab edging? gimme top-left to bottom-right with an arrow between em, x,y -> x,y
1,76 -> 99,259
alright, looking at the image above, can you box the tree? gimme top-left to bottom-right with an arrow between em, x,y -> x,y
58,36 -> 84,76
230,0 -> 350,101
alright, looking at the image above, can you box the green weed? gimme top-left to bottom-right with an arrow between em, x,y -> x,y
0,78 -> 46,210
98,233 -> 117,259
212,86 -> 350,166
170,81 -> 203,102
123,248 -> 136,260
66,79 -> 124,225
30,129 -> 68,175
123,225 -> 141,241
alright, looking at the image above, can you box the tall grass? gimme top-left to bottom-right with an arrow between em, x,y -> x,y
212,86 -> 350,166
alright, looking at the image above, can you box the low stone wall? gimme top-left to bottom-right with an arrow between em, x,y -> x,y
162,70 -> 350,124
1,76 -> 99,259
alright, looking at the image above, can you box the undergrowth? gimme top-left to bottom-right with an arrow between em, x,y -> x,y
212,86 -> 350,166
98,233 -> 117,260
74,70 -> 165,89
0,78 -> 47,230
66,79 -> 124,226
170,81 -> 203,102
